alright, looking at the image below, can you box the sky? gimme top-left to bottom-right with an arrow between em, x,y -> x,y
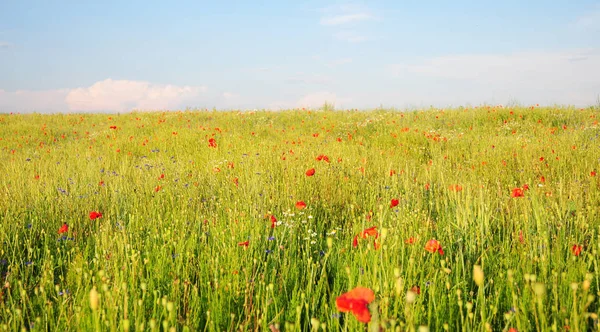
1,0 -> 599,112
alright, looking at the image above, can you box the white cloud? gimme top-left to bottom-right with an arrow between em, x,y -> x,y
573,7 -> 600,31
266,101 -> 293,110
319,4 -> 377,43
0,88 -> 69,113
389,49 -> 600,106
65,79 -> 207,112
0,79 -> 213,113
265,92 -> 347,110
391,49 -> 600,83
320,13 -> 373,26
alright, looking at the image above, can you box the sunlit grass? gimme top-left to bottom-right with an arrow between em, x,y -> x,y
0,105 -> 599,331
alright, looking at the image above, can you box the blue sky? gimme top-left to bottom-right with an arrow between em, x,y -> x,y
1,0 -> 599,112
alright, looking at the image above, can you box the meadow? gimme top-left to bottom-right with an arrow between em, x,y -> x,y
0,105 -> 599,331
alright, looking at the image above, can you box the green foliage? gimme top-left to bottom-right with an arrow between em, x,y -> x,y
322,102 -> 335,112
0,106 -> 599,331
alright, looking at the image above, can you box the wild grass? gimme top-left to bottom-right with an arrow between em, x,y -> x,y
0,105 -> 599,331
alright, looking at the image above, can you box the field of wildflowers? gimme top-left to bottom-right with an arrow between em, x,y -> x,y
0,105 -> 599,331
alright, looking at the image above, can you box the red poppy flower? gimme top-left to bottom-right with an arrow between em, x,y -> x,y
360,226 -> 378,239
373,240 -> 380,250
238,240 -> 249,248
353,227 -> 379,249
89,211 -> 103,220
208,138 -> 217,148
305,168 -> 315,176
295,201 -> 306,210
591,171 -> 597,177
109,125 -> 117,129
511,188 -> 524,198
522,184 -> 529,191
571,244 -> 582,256
316,154 -> 330,163
58,223 -> 69,234
270,215 -> 277,228
518,230 -> 524,244
424,183 -> 430,190
154,185 -> 162,192
405,237 -> 416,244
449,184 -> 463,192
389,170 -> 397,176
539,176 -> 546,183
424,239 -> 444,255
390,198 -> 399,208
336,287 -> 375,323
410,285 -> 421,295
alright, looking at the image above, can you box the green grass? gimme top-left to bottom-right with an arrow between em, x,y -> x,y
0,105 -> 599,331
